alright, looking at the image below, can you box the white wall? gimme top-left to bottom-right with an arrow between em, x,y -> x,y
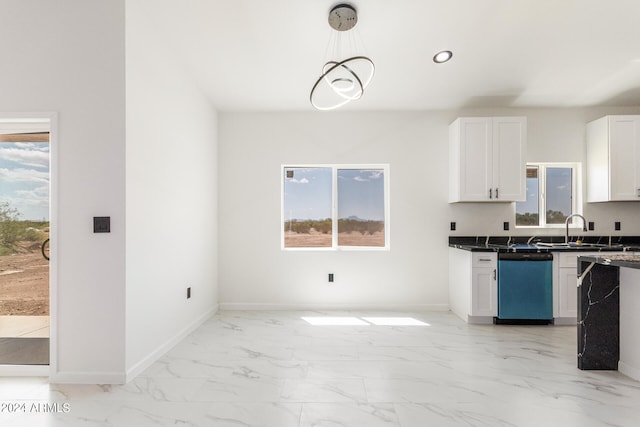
218,112 -> 451,309
125,1 -> 219,379
218,107 -> 640,309
0,1 -> 126,382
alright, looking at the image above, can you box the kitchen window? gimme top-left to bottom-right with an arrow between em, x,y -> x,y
515,163 -> 581,228
282,165 -> 389,250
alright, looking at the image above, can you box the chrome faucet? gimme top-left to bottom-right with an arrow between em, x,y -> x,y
565,214 -> 588,243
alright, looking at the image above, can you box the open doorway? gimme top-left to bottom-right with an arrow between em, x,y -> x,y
0,118 -> 50,365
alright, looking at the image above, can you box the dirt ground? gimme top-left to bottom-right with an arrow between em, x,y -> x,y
0,242 -> 49,316
284,230 -> 385,248
337,231 -> 385,247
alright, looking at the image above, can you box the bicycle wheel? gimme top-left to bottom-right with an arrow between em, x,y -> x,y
41,238 -> 50,261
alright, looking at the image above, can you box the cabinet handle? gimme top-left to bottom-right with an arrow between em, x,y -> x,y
493,269 -> 497,280
496,188 -> 499,199
489,188 -> 493,199
479,258 -> 492,262
637,188 -> 640,197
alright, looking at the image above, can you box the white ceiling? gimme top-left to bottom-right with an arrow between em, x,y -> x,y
141,0 -> 640,112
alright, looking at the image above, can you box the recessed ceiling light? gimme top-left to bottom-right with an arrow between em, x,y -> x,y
433,50 -> 453,64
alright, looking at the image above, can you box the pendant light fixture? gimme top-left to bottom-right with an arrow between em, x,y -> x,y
310,4 -> 375,111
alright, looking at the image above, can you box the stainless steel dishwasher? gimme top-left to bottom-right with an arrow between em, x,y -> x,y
497,252 -> 553,324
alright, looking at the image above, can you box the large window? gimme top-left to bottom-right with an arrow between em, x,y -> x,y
515,163 -> 580,228
282,165 -> 389,249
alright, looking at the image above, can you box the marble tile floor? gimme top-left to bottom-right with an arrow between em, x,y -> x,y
2,310 -> 640,426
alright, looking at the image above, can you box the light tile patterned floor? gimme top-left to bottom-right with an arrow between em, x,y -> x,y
2,310 -> 640,426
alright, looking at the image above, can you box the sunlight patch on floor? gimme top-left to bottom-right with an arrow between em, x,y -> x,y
301,316 -> 429,326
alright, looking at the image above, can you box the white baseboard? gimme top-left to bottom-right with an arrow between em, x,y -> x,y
619,361 -> 640,382
467,315 -> 495,324
0,365 -> 50,377
125,306 -> 217,383
218,303 -> 449,312
17,306 -> 217,385
553,317 -> 577,326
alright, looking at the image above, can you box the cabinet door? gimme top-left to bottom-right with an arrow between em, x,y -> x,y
471,266 -> 497,316
492,117 -> 526,201
558,267 -> 578,318
609,116 -> 640,201
458,118 -> 492,201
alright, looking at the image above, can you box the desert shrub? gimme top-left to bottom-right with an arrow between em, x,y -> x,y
0,201 -> 19,222
284,220 -> 310,234
0,221 -> 21,245
516,212 -> 539,226
0,202 -> 21,245
284,219 -> 332,234
0,202 -> 49,249
313,219 -> 332,234
338,219 -> 384,235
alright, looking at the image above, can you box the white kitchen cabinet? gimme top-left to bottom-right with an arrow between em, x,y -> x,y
587,115 -> 640,202
449,117 -> 526,202
554,251 -> 600,324
471,253 -> 498,317
449,248 -> 497,323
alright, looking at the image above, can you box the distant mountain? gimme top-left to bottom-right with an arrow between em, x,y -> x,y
285,216 -> 382,222
341,216 -> 369,222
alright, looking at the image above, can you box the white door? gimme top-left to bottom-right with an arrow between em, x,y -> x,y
0,119 -> 50,366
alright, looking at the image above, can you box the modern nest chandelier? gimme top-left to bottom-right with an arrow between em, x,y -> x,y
309,3 -> 375,111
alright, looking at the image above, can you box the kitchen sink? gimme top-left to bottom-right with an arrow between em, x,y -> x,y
535,242 -> 623,249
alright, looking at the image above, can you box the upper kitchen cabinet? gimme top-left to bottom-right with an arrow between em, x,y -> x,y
587,115 -> 640,202
449,117 -> 527,203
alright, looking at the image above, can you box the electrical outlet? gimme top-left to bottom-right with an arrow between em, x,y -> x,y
588,221 -> 595,231
503,222 -> 509,231
187,287 -> 191,299
328,273 -> 334,283
450,222 -> 456,231
615,221 -> 621,231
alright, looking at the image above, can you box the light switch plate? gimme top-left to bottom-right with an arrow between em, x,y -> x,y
93,216 -> 110,233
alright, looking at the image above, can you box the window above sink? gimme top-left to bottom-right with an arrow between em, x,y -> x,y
515,163 -> 582,229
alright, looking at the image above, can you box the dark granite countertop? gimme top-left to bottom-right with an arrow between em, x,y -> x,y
577,254 -> 640,270
449,236 -> 640,254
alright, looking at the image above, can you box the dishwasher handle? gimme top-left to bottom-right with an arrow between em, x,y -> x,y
498,252 -> 553,261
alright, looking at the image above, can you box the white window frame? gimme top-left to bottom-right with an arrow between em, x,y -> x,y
281,164 -> 390,251
515,162 -> 582,229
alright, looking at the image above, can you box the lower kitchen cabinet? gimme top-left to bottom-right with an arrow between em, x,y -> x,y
449,248 -> 497,323
471,253 -> 498,317
450,245 -> 636,326
554,251 -> 604,324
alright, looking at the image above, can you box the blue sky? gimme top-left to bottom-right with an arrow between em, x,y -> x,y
545,167 -> 572,215
283,167 -> 385,221
0,142 -> 50,221
516,167 -> 572,216
283,167 -> 332,221
337,169 -> 385,220
516,174 -> 539,215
